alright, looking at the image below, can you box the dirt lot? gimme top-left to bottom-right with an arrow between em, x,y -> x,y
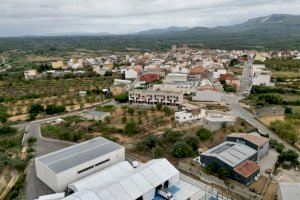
259,116 -> 285,126
250,176 -> 268,194
263,180 -> 278,200
274,167 -> 300,182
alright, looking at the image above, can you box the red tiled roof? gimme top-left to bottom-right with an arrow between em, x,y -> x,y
140,74 -> 160,83
189,66 -> 206,75
234,160 -> 260,178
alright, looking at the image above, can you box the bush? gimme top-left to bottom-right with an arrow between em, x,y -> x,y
0,125 -> 17,135
196,128 -> 213,141
270,120 -> 298,144
184,136 -> 200,151
161,129 -> 183,143
0,105 -> 9,123
115,93 -> 129,102
29,103 -> 44,114
156,103 -> 163,111
172,142 -> 193,158
217,167 -> 231,179
104,71 -> 112,76
124,120 -> 139,135
162,106 -> 172,116
153,145 -> 164,158
127,107 -> 135,116
27,136 -> 37,146
278,149 -> 299,164
45,104 -> 66,115
136,135 -> 161,151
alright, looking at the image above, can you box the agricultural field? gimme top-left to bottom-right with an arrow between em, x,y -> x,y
0,76 -> 119,121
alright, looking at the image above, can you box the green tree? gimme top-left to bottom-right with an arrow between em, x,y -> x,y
127,107 -> 135,116
153,145 -> 164,158
0,105 -> 9,123
172,142 -> 193,158
196,128 -> 213,141
217,167 -> 231,179
156,103 -> 163,111
29,103 -> 44,114
124,120 -> 139,135
0,125 -> 17,135
161,129 -> 183,143
184,136 -> 200,151
115,93 -> 128,102
162,106 -> 172,116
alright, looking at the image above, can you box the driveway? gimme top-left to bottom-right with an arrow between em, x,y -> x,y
259,149 -> 279,177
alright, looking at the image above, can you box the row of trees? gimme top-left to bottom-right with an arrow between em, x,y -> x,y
29,103 -> 66,120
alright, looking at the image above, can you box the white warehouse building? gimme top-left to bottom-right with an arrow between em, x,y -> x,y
64,159 -> 209,200
35,137 -> 125,192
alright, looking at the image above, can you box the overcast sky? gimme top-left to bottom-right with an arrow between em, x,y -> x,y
1,0 -> 300,36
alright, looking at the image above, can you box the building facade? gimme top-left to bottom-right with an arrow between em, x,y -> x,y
129,89 -> 183,106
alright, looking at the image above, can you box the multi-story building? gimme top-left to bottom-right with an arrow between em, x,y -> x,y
164,73 -> 187,83
129,89 -> 183,106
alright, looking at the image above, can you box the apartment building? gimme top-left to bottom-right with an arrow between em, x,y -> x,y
129,89 -> 183,106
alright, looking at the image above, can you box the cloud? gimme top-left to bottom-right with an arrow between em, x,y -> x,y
0,0 -> 299,36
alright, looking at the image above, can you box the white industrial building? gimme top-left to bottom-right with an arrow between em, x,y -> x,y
277,181 -> 300,200
63,159 -> 210,200
35,137 -> 125,192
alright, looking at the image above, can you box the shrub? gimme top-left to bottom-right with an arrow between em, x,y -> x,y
162,106 -> 172,116
196,128 -> 213,141
172,142 -> 193,158
45,104 -> 66,115
115,93 -> 128,102
184,136 -> 200,151
0,105 -> 9,123
124,120 -> 139,135
161,129 -> 183,143
278,149 -> 299,164
156,103 -> 163,111
127,107 -> 135,116
29,103 -> 44,114
136,135 -> 161,151
0,125 -> 17,135
153,145 -> 164,158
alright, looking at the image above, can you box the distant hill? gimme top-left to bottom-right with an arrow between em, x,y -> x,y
0,14 -> 300,51
135,26 -> 189,35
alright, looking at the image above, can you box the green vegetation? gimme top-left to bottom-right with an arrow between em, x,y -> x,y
115,93 -> 128,102
204,163 -> 231,180
196,128 -> 213,141
172,142 -> 194,158
0,104 -> 9,123
45,104 -> 66,115
270,120 -> 298,144
0,125 -> 17,135
124,120 -> 140,135
270,139 -> 285,153
265,58 -> 300,72
278,149 -> 299,165
96,105 -> 115,112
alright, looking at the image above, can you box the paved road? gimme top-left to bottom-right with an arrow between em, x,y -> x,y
223,95 -> 300,158
239,60 -> 252,95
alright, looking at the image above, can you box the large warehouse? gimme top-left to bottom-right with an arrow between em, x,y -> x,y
200,141 -> 260,185
64,159 -> 208,200
35,137 -> 125,192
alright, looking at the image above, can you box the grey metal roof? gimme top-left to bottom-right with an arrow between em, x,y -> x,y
278,182 -> 300,200
36,137 -> 123,173
201,141 -> 257,167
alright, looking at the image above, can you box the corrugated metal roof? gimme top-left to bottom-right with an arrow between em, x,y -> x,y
278,182 -> 300,200
36,137 -> 123,173
65,159 -> 179,200
202,141 -> 257,167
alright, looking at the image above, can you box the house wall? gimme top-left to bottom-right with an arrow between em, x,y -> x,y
37,147 -> 125,192
232,168 -> 260,185
35,159 -> 58,192
175,110 -> 206,123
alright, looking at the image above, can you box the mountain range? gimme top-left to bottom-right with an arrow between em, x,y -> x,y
0,14 -> 300,51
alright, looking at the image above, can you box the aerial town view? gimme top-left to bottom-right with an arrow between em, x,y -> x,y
0,1 -> 300,200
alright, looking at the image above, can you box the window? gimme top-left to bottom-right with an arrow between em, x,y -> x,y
95,158 -> 110,167
78,165 -> 94,174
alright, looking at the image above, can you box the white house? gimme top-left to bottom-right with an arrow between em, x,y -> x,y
24,69 -> 38,80
175,108 -> 206,123
35,137 -> 125,192
125,68 -> 138,79
212,69 -> 227,79
252,70 -> 274,86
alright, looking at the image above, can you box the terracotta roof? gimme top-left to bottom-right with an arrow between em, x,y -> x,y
234,160 -> 260,178
198,86 -> 220,92
227,133 -> 269,147
189,66 -> 206,75
140,73 -> 160,83
219,73 -> 235,81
